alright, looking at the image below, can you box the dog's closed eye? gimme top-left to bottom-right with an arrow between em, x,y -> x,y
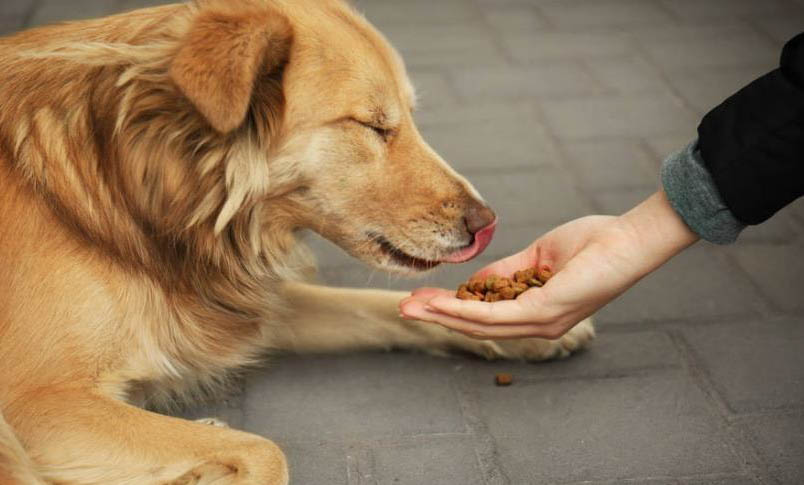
352,118 -> 394,142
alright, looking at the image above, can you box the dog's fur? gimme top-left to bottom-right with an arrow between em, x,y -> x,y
0,1 -> 594,483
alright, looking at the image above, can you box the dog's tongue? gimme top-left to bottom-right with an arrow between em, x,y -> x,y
441,220 -> 497,263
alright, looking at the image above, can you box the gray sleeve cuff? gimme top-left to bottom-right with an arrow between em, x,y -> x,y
661,140 -> 746,245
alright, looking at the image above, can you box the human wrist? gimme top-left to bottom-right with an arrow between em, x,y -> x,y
618,190 -> 700,275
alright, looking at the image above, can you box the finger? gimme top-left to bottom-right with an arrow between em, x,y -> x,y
404,300 -> 563,340
425,295 -> 545,326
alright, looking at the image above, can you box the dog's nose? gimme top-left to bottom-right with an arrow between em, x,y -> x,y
465,203 -> 496,234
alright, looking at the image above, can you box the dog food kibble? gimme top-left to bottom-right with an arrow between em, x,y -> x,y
456,266 -> 548,302
495,373 -> 513,386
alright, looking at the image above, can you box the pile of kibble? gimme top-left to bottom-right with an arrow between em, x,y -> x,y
456,267 -> 548,302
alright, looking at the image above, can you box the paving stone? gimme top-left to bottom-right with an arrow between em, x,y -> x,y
589,241 -> 767,324
643,134 -> 696,166
469,168 -> 592,225
584,57 -> 671,94
0,0 -> 32,17
681,317 -> 804,413
460,330 -> 681,383
501,31 -> 635,62
450,62 -> 600,100
0,16 -> 24,35
737,211 -> 801,244
540,93 -> 698,140
537,0 -> 675,27
242,354 -> 466,441
665,65 -> 772,115
116,0 -> 174,11
659,0 -> 793,20
420,115 -> 562,173
727,244 -> 804,313
408,70 -> 459,110
281,442 -> 348,485
372,437 -> 483,485
561,138 -> 660,190
28,0 -> 117,26
751,12 -> 804,46
474,373 -> 741,483
381,23 -> 505,68
414,100 -> 536,128
354,0 -> 481,28
480,4 -> 547,33
739,414 -> 804,484
640,32 -> 778,72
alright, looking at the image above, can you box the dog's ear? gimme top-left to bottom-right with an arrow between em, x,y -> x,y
170,6 -> 292,134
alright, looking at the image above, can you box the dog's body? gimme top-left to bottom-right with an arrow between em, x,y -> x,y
0,1 -> 594,483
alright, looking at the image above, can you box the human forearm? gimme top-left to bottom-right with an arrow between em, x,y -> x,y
618,189 -> 700,279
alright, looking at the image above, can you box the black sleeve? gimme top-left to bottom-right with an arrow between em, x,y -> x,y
697,32 -> 804,225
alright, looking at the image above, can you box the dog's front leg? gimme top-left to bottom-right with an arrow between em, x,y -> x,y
275,282 -> 594,360
6,390 -> 288,485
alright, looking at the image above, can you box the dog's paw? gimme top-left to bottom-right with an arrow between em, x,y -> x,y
485,317 -> 595,361
195,417 -> 229,428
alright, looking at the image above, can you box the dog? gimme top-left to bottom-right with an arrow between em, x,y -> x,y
0,1 -> 595,483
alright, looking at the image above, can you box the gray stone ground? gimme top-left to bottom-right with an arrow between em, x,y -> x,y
3,0 -> 804,483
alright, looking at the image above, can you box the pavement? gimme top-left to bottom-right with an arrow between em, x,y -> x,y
2,0 -> 804,484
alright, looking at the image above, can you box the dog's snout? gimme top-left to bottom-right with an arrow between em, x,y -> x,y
464,203 -> 496,234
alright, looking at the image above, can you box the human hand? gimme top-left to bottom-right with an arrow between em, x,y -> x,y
399,191 -> 699,340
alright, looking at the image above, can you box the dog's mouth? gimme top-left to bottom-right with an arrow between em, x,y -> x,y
367,221 -> 497,272
370,233 -> 442,271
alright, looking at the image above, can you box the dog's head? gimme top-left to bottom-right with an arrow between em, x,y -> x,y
167,0 -> 496,274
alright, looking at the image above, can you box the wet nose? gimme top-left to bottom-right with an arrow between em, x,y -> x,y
464,203 -> 497,234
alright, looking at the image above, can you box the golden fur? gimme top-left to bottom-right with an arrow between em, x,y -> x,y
0,1 -> 594,483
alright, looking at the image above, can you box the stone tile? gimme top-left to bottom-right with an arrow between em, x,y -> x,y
381,23 -> 505,68
740,414 -> 804,484
460,330 -> 681,383
354,0 -> 481,28
737,212 -> 801,244
540,94 -> 698,140
659,0 -> 793,20
537,0 -> 675,27
408,70 -> 459,110
728,244 -> 804,313
281,442 -> 348,485
0,0 -> 32,17
0,16 -> 24,35
414,100 -> 535,128
628,21 -> 757,43
420,116 -> 562,173
751,12 -> 804,46
372,437 -> 483,485
561,139 -> 659,190
501,31 -> 635,62
480,4 -> 547,33
666,65 -> 772,115
116,0 -> 174,11
678,477 -> 756,485
681,317 -> 804,413
641,32 -> 778,72
28,0 -> 117,26
469,168 -> 592,225
242,354 -> 466,441
589,241 -> 767,324
643,134 -> 697,166
475,373 -> 741,483
584,57 -> 671,94
450,62 -> 600,100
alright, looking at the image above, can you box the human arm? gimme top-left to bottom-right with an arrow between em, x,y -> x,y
399,190 -> 699,340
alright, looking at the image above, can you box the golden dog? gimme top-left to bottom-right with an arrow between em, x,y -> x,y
0,1 -> 595,483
